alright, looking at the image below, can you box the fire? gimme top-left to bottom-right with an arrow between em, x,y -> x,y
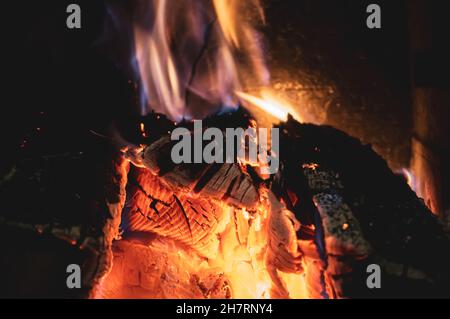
100,0 -> 309,300
212,0 -> 241,48
236,90 -> 303,122
401,168 -> 417,192
215,207 -> 307,299
131,0 -> 269,120
236,91 -> 289,121
133,0 -> 184,119
130,0 -> 300,123
96,201 -> 308,299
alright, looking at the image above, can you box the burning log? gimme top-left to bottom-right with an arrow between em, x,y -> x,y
89,150 -> 130,296
93,108 -> 450,299
1,105 -> 447,298
123,166 -> 230,258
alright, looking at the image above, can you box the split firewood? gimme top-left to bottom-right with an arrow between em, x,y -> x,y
93,109 -> 450,298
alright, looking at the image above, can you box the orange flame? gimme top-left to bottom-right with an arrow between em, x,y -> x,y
133,0 -> 268,120
100,0 -> 310,300
236,90 -> 303,122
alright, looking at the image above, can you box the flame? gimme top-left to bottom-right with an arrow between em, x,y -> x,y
217,207 -> 307,299
213,0 -> 240,48
402,168 -> 416,191
398,168 -> 417,193
130,0 -> 269,120
236,90 -> 303,122
100,0 -> 310,299
211,207 -> 272,298
133,0 -> 185,119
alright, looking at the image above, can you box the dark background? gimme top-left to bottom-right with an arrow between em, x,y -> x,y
0,0 -> 449,297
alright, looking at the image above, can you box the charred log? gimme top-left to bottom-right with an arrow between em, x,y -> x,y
274,115 -> 450,297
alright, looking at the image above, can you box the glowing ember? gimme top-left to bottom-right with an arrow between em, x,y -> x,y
302,163 -> 319,170
139,123 -> 147,138
97,202 -> 308,299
